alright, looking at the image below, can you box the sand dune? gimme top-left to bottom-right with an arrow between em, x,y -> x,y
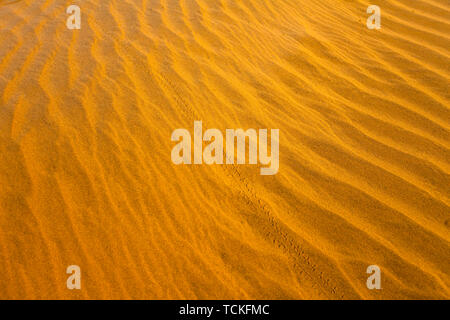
0,0 -> 449,299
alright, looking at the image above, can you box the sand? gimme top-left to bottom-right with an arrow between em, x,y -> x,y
0,0 -> 449,299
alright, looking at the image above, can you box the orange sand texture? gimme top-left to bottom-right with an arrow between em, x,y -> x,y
0,0 -> 449,300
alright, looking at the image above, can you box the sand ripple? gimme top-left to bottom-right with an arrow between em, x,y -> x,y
0,0 -> 449,299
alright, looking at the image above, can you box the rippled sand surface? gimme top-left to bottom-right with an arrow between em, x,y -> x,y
0,0 -> 449,299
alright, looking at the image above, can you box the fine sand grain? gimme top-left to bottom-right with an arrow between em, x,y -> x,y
0,0 -> 449,299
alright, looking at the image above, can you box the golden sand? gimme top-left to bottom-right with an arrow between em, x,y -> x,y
0,0 -> 449,299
